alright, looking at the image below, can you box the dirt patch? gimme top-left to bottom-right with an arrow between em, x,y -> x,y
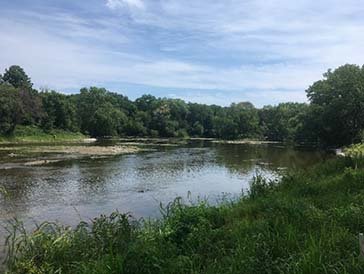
212,140 -> 281,145
28,145 -> 142,156
82,138 -> 97,143
117,142 -> 179,147
0,145 -> 142,156
0,145 -> 145,168
24,159 -> 63,166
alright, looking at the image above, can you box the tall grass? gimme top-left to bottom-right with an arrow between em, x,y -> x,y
0,125 -> 85,143
5,157 -> 364,273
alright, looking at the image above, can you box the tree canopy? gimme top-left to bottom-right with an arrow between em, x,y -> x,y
2,65 -> 33,89
306,64 -> 364,146
0,64 -> 363,147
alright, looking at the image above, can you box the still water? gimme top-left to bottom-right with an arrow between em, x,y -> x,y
0,140 -> 331,250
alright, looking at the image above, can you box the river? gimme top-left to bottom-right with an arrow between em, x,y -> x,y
0,139 -> 331,261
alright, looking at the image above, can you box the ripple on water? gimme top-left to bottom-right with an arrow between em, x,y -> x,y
0,141 -> 331,244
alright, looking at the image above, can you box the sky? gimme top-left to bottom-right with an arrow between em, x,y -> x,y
1,0 -> 364,107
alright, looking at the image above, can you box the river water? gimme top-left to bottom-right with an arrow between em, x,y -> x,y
0,140 -> 331,260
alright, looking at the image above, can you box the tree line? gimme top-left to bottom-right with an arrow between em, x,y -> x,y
1,64 -> 364,147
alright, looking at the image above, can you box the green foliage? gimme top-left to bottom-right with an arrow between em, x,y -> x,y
0,84 -> 21,134
0,125 -> 85,143
0,82 -> 44,134
18,89 -> 44,126
6,157 -> 364,273
2,65 -> 33,89
345,143 -> 364,158
1,64 -> 364,145
307,64 -> 364,146
41,91 -> 79,131
248,174 -> 275,199
259,103 -> 310,142
77,87 -> 130,137
91,103 -> 127,136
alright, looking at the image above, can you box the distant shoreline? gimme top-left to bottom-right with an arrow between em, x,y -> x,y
0,126 -> 88,144
211,139 -> 281,145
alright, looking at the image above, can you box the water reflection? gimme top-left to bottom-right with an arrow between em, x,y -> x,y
213,143 -> 330,174
0,141 -> 331,244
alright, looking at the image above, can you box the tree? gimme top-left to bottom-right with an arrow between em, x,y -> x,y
259,103 -> 308,142
0,84 -> 22,134
77,87 -> 110,134
306,64 -> 364,146
125,118 -> 147,136
187,103 -> 214,137
135,95 -> 158,112
151,102 -> 175,137
191,121 -> 204,136
77,87 -> 129,137
2,65 -> 33,89
0,66 -> 42,126
229,102 -> 260,138
18,89 -> 44,125
90,103 -> 127,137
41,91 -> 79,131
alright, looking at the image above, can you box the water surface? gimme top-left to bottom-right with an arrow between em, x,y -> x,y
0,140 -> 331,256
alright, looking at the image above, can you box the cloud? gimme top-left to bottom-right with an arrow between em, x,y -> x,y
106,0 -> 144,10
0,0 -> 364,106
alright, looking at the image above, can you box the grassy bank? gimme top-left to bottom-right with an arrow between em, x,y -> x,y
0,126 -> 85,143
5,157 -> 364,273
345,143 -> 364,157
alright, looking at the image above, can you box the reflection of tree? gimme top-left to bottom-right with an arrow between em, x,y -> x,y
0,168 -> 40,217
74,157 -> 117,195
213,143 -> 266,175
263,146 -> 331,170
130,147 -> 214,184
213,143 -> 331,175
0,142 -> 331,225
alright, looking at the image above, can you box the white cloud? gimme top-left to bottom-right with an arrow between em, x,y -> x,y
1,1 -> 364,106
106,0 -> 144,10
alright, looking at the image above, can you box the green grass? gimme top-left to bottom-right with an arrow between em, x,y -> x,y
345,143 -> 364,157
5,157 -> 364,273
0,126 -> 85,143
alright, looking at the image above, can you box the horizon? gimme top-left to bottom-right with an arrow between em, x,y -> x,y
1,0 -> 364,107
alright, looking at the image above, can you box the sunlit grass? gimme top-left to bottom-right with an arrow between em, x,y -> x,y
5,157 -> 364,273
345,143 -> 364,158
0,125 -> 85,143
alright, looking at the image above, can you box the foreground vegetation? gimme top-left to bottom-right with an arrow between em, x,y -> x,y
5,157 -> 364,273
345,143 -> 364,157
1,64 -> 364,146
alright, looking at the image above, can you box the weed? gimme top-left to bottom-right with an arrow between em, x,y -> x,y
5,157 -> 364,273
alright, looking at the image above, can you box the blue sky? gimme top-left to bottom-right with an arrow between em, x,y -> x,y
1,0 -> 364,106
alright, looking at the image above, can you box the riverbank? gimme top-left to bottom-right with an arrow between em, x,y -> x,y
0,128 -> 283,147
211,139 -> 280,145
344,143 -> 364,157
0,144 -> 144,168
4,156 -> 364,273
0,130 -> 275,146
0,126 -> 87,144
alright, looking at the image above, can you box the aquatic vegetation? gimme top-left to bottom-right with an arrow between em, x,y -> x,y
5,157 -> 364,273
0,186 -> 8,198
